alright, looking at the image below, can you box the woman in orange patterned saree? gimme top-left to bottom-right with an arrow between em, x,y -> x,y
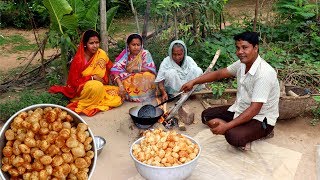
49,30 -> 122,116
110,34 -> 157,102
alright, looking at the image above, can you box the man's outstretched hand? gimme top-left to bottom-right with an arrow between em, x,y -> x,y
180,80 -> 195,92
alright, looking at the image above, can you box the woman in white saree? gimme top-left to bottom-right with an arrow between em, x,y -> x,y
155,40 -> 204,101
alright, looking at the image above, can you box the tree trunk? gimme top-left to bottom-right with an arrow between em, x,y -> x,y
316,0 -> 319,22
174,10 -> 178,40
130,0 -> 140,33
222,12 -> 226,29
142,0 -> 151,43
253,0 -> 259,32
191,8 -> 197,36
100,0 -> 108,52
219,12 -> 222,30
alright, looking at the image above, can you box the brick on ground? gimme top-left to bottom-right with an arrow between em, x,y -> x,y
178,104 -> 194,125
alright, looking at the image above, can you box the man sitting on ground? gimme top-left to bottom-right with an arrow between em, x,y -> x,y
181,31 -> 280,150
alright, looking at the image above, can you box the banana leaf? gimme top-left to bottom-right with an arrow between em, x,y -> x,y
84,0 -> 100,30
69,0 -> 85,16
107,6 -> 119,31
43,0 -> 77,34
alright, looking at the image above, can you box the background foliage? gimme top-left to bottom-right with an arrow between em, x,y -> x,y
0,0 -> 49,28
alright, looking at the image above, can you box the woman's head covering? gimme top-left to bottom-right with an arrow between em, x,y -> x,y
155,40 -> 202,84
73,30 -> 100,64
168,40 -> 187,66
126,33 -> 143,46
123,33 -> 144,57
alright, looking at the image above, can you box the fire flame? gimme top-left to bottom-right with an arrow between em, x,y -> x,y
155,94 -> 168,123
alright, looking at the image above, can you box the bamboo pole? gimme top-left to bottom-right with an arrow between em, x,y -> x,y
165,49 -> 221,121
191,89 -> 237,95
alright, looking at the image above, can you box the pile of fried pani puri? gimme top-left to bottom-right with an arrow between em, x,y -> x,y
132,129 -> 199,167
1,107 -> 94,179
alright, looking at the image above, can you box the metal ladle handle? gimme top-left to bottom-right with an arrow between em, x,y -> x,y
155,91 -> 184,107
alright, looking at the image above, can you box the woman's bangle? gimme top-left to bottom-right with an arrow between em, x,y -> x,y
114,76 -> 120,81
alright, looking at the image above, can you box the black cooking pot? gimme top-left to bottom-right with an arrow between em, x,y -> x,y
129,106 -> 164,127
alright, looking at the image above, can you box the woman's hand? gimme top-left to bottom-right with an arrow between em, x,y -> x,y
92,75 -> 105,84
158,81 -> 168,101
118,84 -> 127,100
180,80 -> 195,92
161,91 -> 168,102
114,75 -> 126,99
127,67 -> 140,73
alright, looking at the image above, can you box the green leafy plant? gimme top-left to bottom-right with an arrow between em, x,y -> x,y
189,26 -> 243,70
145,36 -> 170,69
0,90 -> 68,122
210,82 -> 227,99
46,72 -> 62,86
0,0 -> 49,28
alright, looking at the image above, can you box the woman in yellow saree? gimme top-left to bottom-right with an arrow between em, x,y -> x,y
110,34 -> 157,102
49,30 -> 122,116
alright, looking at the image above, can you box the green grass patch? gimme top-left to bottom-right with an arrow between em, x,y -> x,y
0,70 -> 5,82
0,35 -> 28,45
8,35 -> 29,44
12,44 -> 37,51
0,90 -> 69,122
0,34 -> 36,52
0,36 -> 6,46
108,16 -> 149,38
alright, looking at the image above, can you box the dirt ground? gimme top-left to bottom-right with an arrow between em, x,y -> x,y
0,97 -> 319,179
82,98 -> 319,180
0,28 -> 58,73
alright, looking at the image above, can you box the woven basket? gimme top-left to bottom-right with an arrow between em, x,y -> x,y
278,95 -> 311,120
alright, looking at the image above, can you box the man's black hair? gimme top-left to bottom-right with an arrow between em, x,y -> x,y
233,31 -> 259,47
